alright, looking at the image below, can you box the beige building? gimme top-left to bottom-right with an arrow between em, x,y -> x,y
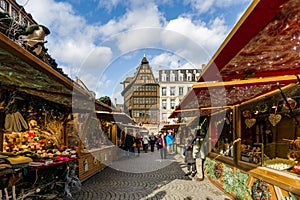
159,69 -> 201,123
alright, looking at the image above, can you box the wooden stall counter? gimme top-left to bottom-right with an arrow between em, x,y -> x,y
249,166 -> 300,198
205,156 -> 300,200
77,145 -> 116,181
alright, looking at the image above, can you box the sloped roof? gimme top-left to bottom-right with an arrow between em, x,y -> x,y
169,0 -> 299,119
199,0 -> 291,82
121,56 -> 158,96
0,32 -> 92,109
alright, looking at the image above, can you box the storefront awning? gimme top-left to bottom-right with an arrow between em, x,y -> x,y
0,33 -> 91,108
171,0 -> 300,119
95,111 -> 136,124
169,75 -> 299,118
199,0 -> 297,82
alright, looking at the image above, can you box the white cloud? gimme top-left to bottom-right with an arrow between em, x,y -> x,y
17,0 -> 248,100
99,2 -> 165,38
165,16 -> 227,56
17,0 -> 103,75
184,0 -> 250,14
96,0 -> 122,12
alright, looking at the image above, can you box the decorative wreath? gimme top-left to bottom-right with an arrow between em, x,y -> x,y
251,179 -> 271,200
213,162 -> 223,179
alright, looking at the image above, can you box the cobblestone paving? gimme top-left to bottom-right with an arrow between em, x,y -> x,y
71,151 -> 231,200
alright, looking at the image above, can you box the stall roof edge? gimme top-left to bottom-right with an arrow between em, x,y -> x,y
198,0 -> 289,82
0,32 -> 89,97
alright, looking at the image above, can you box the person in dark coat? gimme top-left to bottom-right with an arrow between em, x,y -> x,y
124,133 -> 134,158
149,132 -> 157,152
184,134 -> 196,176
135,134 -> 142,156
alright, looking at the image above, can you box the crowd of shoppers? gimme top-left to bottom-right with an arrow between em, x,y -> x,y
122,130 -> 176,159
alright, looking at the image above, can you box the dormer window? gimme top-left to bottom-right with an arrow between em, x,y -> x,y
0,0 -> 8,12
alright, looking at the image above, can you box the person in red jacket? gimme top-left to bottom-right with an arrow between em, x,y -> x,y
135,134 -> 142,156
157,132 -> 167,159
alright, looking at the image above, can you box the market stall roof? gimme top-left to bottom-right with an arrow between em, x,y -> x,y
160,123 -> 186,132
95,111 -> 136,124
199,0 -> 297,82
169,75 -> 299,118
170,0 -> 300,119
0,32 -> 92,108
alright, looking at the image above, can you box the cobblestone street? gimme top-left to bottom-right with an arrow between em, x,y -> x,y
72,150 -> 231,200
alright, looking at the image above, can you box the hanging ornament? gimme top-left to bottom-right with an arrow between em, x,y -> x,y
268,114 -> 282,126
242,110 -> 251,118
245,118 -> 256,128
258,104 -> 268,113
269,102 -> 281,126
283,98 -> 297,110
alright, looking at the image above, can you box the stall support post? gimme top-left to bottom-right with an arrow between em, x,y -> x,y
233,106 -> 241,166
0,130 -> 3,151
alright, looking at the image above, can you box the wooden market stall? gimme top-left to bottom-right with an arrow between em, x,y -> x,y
0,28 -> 87,199
169,0 -> 300,199
0,11 -> 120,198
75,110 -> 139,181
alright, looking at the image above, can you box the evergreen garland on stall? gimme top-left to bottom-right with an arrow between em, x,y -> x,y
251,179 -> 271,200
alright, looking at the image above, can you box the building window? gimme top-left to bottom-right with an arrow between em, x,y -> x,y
151,97 -> 156,104
152,86 -> 156,91
140,98 -> 144,104
162,87 -> 166,96
139,110 -> 144,117
146,97 -> 150,104
151,111 -> 156,120
133,111 -> 139,117
187,74 -> 192,81
179,87 -> 183,96
187,87 -> 191,92
146,85 -> 151,91
170,73 -> 175,82
20,17 -> 28,26
162,73 -> 167,82
0,0 -> 8,11
11,8 -> 19,21
141,76 -> 149,80
170,87 -> 175,96
162,99 -> 167,109
171,99 -> 175,109
134,98 -> 138,104
146,110 -> 150,117
179,73 -> 183,82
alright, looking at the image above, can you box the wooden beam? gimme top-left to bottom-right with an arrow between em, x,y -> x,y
193,75 -> 298,89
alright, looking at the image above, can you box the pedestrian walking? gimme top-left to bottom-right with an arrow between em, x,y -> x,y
184,134 -> 196,176
194,119 -> 208,181
135,134 -> 142,156
157,132 -> 167,159
124,133 -> 134,158
166,130 -> 174,154
142,134 -> 150,153
149,132 -> 157,152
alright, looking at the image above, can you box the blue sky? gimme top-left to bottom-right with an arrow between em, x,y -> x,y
16,0 -> 251,104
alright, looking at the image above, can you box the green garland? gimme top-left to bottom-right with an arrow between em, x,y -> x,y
222,167 -> 251,200
205,158 -> 251,200
205,157 -> 216,179
251,179 -> 271,200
